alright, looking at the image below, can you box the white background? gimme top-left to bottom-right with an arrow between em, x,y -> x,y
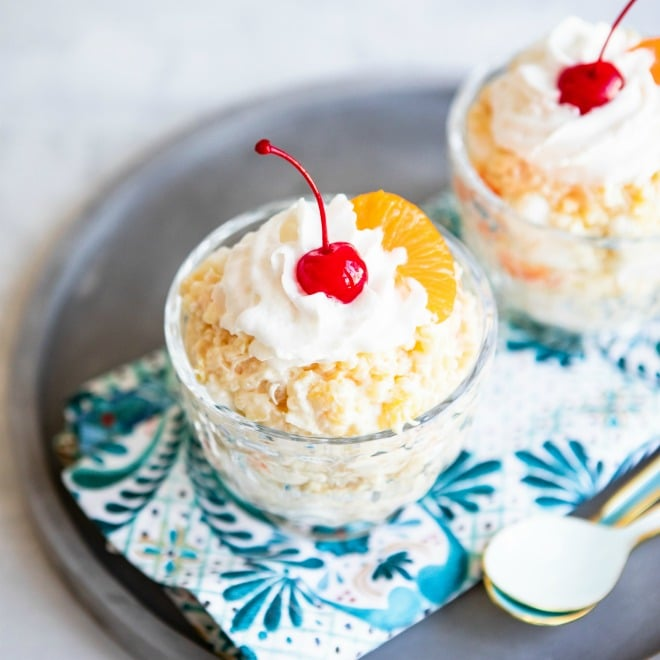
1,1 -> 658,657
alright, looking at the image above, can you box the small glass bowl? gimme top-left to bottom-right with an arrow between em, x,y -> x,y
448,69 -> 660,336
165,200 -> 497,535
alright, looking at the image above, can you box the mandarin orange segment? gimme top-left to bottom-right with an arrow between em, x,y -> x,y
634,38 -> 660,83
352,190 -> 456,322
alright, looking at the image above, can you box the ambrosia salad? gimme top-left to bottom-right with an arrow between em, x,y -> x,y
180,194 -> 480,437
165,142 -> 495,529
450,15 -> 660,332
470,16 -> 660,236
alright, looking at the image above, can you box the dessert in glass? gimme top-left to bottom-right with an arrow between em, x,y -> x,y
165,140 -> 496,534
448,4 -> 660,335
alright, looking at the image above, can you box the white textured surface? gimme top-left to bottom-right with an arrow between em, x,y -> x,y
1,1 -> 657,657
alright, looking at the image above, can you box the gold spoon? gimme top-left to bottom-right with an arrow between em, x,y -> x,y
483,453 -> 659,624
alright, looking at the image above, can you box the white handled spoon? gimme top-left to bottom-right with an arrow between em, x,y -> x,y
483,452 -> 659,622
483,502 -> 660,613
484,493 -> 658,625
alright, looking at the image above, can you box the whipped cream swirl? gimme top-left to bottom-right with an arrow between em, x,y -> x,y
214,195 -> 431,371
488,16 -> 660,186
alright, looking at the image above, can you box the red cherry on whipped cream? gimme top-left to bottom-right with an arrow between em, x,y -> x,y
255,139 -> 368,303
557,61 -> 624,114
557,0 -> 638,114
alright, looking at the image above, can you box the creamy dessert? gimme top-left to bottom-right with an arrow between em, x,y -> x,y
449,10 -> 660,333
165,141 -> 496,529
180,194 -> 480,437
470,16 -> 660,236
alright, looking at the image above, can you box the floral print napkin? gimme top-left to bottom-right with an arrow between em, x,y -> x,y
56,319 -> 660,659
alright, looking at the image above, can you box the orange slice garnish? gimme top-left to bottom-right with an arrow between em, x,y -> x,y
634,38 -> 660,83
352,190 -> 456,322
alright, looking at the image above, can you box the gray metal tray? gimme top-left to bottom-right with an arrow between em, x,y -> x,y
9,78 -> 659,660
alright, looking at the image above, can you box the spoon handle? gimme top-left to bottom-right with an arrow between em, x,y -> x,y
596,452 -> 660,526
624,503 -> 660,546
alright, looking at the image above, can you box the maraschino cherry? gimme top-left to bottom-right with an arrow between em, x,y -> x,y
557,0 -> 639,114
255,139 -> 368,303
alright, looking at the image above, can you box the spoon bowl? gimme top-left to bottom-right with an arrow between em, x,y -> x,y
484,504 -> 660,613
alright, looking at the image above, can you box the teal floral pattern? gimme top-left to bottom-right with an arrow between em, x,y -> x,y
372,552 -> 414,582
221,561 -> 322,633
598,321 -> 660,388
57,333 -> 660,658
516,437 -> 660,517
421,451 -> 501,520
66,358 -> 174,461
141,528 -> 199,576
71,408 -> 186,534
185,432 -> 278,555
515,439 -> 605,509
314,534 -> 370,557
505,319 -> 584,367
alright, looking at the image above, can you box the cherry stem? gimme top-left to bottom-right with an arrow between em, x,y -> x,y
255,139 -> 329,251
598,0 -> 639,62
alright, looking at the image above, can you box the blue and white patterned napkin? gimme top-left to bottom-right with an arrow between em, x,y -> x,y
56,321 -> 660,659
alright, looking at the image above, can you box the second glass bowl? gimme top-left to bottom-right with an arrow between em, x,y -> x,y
165,200 -> 497,535
448,69 -> 660,336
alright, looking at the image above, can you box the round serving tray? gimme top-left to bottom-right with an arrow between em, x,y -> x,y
9,78 -> 660,659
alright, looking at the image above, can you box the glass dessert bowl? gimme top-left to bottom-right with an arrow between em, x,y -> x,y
165,190 -> 496,535
448,15 -> 660,336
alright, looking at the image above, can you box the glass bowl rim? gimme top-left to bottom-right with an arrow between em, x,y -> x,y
164,197 -> 498,446
447,66 -> 660,247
